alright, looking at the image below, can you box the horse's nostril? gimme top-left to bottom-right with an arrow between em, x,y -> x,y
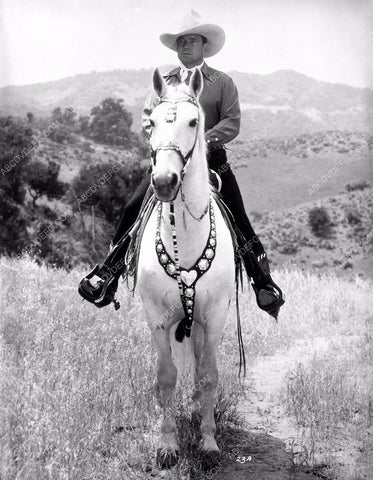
169,173 -> 178,188
152,172 -> 179,199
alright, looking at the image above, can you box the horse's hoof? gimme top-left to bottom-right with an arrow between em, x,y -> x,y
156,447 -> 179,469
198,450 -> 221,471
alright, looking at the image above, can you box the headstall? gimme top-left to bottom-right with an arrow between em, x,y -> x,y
150,96 -> 200,181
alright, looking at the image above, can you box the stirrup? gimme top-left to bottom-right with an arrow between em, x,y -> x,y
78,264 -> 120,310
251,279 -> 285,320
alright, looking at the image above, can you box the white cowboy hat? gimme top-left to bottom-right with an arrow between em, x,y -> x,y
159,10 -> 226,58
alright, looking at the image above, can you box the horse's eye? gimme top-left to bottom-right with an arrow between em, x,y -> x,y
189,119 -> 198,127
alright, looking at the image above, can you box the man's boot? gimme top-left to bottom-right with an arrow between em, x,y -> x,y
78,176 -> 153,309
78,236 -> 130,309
240,247 -> 285,319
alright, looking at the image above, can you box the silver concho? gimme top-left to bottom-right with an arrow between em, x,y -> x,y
166,263 -> 176,275
198,259 -> 209,271
205,248 -> 214,259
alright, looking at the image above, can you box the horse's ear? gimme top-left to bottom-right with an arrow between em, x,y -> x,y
153,68 -> 167,98
189,69 -> 203,98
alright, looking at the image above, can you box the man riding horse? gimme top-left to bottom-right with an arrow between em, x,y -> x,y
79,10 -> 285,318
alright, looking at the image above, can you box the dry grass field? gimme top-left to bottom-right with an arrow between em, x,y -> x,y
0,257 -> 372,479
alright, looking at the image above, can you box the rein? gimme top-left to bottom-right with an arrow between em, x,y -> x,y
181,187 -> 209,221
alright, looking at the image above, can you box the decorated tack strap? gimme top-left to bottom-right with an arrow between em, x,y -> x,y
155,198 -> 216,332
165,103 -> 177,123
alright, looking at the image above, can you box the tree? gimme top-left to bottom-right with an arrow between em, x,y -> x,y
26,112 -> 34,123
51,107 -> 63,124
62,107 -> 77,126
0,115 -> 33,254
79,115 -> 90,135
49,107 -> 77,143
26,160 -> 67,207
89,97 -> 134,147
71,158 -> 145,223
308,206 -> 333,238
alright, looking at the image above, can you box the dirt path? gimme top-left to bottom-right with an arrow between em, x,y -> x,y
214,338 -> 331,480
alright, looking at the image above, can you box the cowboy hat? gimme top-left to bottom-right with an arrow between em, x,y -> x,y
159,10 -> 225,58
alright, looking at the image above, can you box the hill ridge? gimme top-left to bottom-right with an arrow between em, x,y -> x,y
1,68 -> 372,137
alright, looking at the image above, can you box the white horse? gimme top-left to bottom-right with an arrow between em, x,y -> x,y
137,68 -> 235,466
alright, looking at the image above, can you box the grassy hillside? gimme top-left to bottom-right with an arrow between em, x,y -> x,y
33,134 -> 143,184
2,116 -> 372,274
0,258 -> 372,479
35,130 -> 373,213
252,185 -> 373,280
230,130 -> 372,213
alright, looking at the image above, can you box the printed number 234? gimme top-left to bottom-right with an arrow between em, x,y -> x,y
236,456 -> 252,463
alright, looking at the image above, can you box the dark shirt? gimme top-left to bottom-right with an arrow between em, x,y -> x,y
142,62 -> 241,147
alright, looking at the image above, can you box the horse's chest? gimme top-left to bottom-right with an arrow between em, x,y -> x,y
138,200 -> 235,334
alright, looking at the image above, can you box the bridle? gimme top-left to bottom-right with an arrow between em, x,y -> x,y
150,95 -> 200,184
150,93 -> 209,222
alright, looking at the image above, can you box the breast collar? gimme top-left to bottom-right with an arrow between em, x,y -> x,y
155,197 -> 216,332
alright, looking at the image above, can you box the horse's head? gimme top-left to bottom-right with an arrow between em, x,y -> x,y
149,68 -> 203,202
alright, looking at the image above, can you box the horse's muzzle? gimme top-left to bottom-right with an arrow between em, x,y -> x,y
152,172 -> 180,201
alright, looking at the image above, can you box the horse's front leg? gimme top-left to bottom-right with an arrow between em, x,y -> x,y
197,310 -> 227,452
151,325 -> 179,467
191,322 -> 204,414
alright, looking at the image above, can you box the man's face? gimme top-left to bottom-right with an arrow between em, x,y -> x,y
176,34 -> 208,68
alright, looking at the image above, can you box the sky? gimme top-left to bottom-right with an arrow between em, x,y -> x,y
1,0 -> 373,89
